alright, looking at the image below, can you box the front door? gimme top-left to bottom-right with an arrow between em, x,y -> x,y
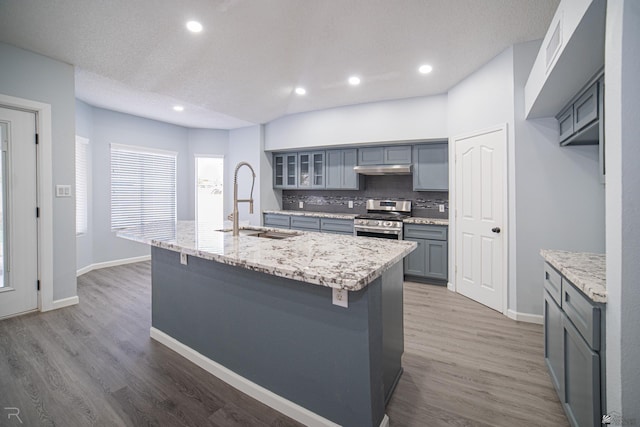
0,107 -> 38,319
454,125 -> 506,313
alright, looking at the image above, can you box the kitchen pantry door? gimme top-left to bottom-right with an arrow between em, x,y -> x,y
454,125 -> 506,313
0,107 -> 38,319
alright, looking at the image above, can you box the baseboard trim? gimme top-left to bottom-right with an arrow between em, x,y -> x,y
151,327 -> 389,427
447,281 -> 454,291
50,296 -> 79,310
507,309 -> 543,324
77,255 -> 151,277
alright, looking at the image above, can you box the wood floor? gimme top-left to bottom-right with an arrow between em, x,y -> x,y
0,262 -> 568,427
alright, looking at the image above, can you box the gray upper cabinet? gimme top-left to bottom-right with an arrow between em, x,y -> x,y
358,145 -> 411,165
413,143 -> 448,191
273,153 -> 298,189
557,78 -> 601,146
326,149 -> 360,190
298,151 -> 325,189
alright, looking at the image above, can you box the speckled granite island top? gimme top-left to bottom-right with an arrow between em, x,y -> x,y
118,221 -> 416,291
540,249 -> 606,303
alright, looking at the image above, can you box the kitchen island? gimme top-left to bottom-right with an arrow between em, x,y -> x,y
118,221 -> 416,427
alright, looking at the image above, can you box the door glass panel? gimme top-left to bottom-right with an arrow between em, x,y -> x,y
299,154 -> 310,186
0,123 -> 7,288
313,153 -> 323,186
274,156 -> 283,186
287,155 -> 296,186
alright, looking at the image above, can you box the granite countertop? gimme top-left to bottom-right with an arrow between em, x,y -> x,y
540,249 -> 606,303
263,210 -> 449,225
403,217 -> 449,226
118,221 -> 416,291
263,210 -> 357,220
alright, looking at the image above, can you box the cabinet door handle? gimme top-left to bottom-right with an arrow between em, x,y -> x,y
491,227 -> 501,233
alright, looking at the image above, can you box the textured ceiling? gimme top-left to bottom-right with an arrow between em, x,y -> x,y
0,0 -> 559,129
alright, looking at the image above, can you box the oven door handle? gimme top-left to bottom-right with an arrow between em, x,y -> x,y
354,226 -> 402,235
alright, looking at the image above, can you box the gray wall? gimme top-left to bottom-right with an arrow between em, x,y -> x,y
0,42 -> 77,301
227,125 -> 263,226
90,107 -> 191,263
75,99 -> 94,272
264,95 -> 448,151
605,0 -> 640,420
447,43 -> 605,317
512,41 -> 604,316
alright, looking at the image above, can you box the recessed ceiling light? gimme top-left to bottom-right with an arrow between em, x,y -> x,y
348,76 -> 361,86
419,64 -> 433,74
186,21 -> 203,33
173,105 -> 184,112
295,87 -> 306,95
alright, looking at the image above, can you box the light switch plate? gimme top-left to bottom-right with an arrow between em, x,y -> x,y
299,201 -> 304,209
55,185 -> 72,198
439,204 -> 445,213
348,201 -> 354,209
332,289 -> 348,308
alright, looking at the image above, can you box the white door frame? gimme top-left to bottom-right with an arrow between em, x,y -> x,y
0,93 -> 54,312
449,123 -> 509,315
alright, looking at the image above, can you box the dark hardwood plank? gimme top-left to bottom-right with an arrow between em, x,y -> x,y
0,263 -> 567,427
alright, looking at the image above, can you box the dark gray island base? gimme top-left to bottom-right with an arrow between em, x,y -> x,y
151,246 -> 404,427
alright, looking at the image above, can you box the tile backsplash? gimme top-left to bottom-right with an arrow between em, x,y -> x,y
282,175 -> 448,219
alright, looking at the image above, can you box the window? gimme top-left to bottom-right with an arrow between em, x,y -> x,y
75,136 -> 89,235
110,144 -> 177,230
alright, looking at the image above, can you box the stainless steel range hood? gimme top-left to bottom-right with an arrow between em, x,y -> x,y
353,164 -> 412,175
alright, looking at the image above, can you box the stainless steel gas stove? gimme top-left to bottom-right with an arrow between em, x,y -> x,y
354,199 -> 412,239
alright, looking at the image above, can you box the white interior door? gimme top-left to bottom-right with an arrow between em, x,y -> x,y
454,126 -> 506,313
0,107 -> 38,319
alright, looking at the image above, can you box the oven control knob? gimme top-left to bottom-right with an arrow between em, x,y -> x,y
377,221 -> 383,227
383,221 -> 392,227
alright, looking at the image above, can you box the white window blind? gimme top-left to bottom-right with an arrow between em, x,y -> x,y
110,144 -> 177,230
76,136 -> 89,235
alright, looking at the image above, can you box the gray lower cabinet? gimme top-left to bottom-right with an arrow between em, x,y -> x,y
403,224 -> 448,282
320,218 -> 354,235
326,149 -> 360,190
543,262 -> 605,427
264,213 -> 354,235
413,143 -> 448,191
263,213 -> 291,229
290,216 -> 320,231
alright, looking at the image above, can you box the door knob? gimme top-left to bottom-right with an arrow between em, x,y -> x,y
492,227 -> 501,233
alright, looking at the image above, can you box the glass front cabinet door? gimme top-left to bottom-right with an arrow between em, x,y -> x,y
286,154 -> 297,187
312,152 -> 325,188
273,154 -> 285,188
298,152 -> 311,187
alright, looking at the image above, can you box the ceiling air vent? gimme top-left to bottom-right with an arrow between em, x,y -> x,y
546,16 -> 563,71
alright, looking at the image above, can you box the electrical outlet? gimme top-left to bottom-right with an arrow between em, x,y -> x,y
332,289 -> 348,308
439,204 -> 445,213
180,253 -> 188,265
299,201 -> 304,209
55,185 -> 72,198
348,201 -> 354,209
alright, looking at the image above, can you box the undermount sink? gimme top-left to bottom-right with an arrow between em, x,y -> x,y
243,231 -> 297,240
215,228 -> 300,239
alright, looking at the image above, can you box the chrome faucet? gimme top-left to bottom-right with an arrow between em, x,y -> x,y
232,161 -> 256,236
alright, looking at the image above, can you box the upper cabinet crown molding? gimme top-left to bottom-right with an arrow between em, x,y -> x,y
524,0 -> 606,119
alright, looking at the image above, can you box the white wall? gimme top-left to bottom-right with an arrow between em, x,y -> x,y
90,107 -> 190,263
605,0 -> 640,419
0,42 -> 77,301
227,125 -> 263,226
264,95 -> 448,151
75,100 -> 94,272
